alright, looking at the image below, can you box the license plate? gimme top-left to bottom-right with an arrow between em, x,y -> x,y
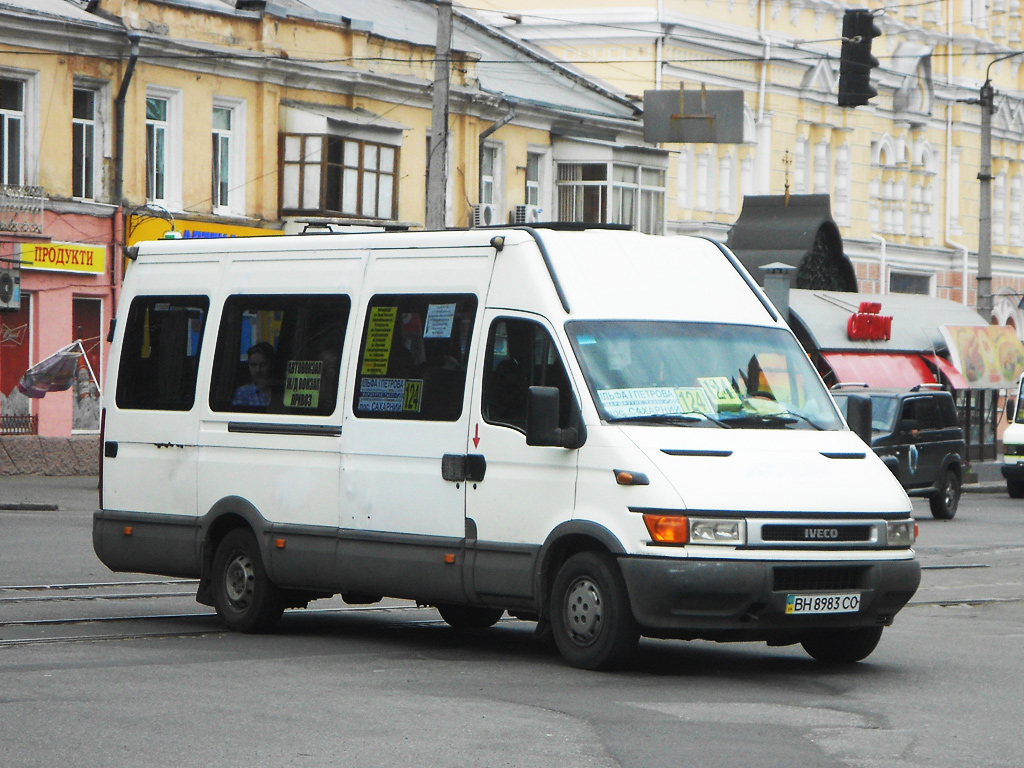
786,593 -> 861,615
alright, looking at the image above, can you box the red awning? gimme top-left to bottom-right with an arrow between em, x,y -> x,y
823,352 -> 937,389
924,354 -> 969,390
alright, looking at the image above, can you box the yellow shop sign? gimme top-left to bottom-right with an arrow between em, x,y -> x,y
17,242 -> 106,274
127,216 -> 281,245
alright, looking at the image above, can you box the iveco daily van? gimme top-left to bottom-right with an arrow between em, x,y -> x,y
94,227 -> 920,669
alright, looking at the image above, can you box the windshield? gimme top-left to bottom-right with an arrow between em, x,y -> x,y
566,321 -> 844,430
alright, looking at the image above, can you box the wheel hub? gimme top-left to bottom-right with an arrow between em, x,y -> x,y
564,576 -> 603,646
224,553 -> 254,607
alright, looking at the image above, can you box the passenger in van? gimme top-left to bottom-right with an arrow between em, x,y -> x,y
232,341 -> 277,407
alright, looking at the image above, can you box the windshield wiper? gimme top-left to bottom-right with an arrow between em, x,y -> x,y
606,413 -> 730,428
721,412 -> 801,428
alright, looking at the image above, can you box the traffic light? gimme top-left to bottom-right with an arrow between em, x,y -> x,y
838,9 -> 881,107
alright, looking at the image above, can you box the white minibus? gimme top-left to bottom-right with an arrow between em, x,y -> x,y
94,226 -> 920,669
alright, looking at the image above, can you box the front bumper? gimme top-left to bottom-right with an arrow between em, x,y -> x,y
1000,462 -> 1024,482
618,554 -> 921,642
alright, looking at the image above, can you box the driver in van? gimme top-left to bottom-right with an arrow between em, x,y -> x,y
233,341 -> 277,407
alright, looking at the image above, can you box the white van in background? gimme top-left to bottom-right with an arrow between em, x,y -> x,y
1001,374 -> 1024,496
94,226 -> 920,670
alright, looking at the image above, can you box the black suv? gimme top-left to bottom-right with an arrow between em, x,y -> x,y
832,385 -> 966,519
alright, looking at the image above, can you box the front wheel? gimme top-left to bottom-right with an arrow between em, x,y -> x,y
801,626 -> 884,664
549,551 -> 639,670
212,528 -> 285,633
929,469 -> 961,520
436,604 -> 505,630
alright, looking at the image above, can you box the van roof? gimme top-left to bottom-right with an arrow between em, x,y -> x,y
131,227 -> 780,328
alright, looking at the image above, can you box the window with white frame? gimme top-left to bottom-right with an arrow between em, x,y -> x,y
948,148 -> 962,233
890,271 -> 932,295
145,89 -> 181,208
695,150 -> 713,210
557,161 -> 665,234
146,96 -> 168,203
1,77 -> 25,186
211,104 -> 239,213
525,151 -> 541,206
813,141 -> 830,194
834,145 -> 851,226
1011,175 -> 1023,246
676,146 -> 693,210
72,88 -> 96,200
718,153 -> 734,213
794,137 -> 809,194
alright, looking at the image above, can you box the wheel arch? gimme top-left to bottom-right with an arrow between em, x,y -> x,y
534,520 -> 626,616
196,497 -> 272,604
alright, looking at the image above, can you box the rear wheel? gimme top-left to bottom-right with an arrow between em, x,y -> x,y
549,551 -> 639,670
929,469 -> 961,519
1008,479 -> 1024,499
436,604 -> 505,630
801,626 -> 884,664
212,528 -> 285,633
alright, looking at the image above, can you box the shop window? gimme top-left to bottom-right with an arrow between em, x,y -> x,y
353,294 -> 477,421
483,317 -> 575,432
115,296 -> 209,411
209,294 -> 350,416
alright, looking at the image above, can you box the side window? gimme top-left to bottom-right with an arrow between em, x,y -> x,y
483,317 -> 574,432
353,293 -> 477,421
902,398 -> 939,430
209,294 -> 350,416
115,296 -> 209,411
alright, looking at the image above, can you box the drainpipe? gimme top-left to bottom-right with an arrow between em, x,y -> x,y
111,29 -> 140,314
114,31 -> 141,208
871,234 -> 887,294
478,105 -> 516,205
656,0 -> 664,89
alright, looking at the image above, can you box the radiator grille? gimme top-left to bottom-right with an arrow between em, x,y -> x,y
773,566 -> 867,592
761,524 -> 873,543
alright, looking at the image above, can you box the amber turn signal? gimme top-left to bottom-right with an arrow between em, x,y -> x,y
643,514 -> 688,544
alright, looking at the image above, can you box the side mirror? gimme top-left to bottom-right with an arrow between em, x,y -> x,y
526,386 -> 585,449
845,394 -> 872,445
1007,398 -> 1016,423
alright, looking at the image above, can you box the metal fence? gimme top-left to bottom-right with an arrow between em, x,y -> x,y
0,414 -> 39,435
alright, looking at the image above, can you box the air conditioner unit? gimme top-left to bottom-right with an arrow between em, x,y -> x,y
472,203 -> 498,227
0,259 -> 21,312
512,204 -> 543,225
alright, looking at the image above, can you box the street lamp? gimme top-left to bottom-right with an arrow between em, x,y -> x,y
976,50 -> 1024,321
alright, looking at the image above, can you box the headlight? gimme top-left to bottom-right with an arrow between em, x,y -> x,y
690,518 -> 746,545
886,519 -> 916,547
643,514 -> 746,546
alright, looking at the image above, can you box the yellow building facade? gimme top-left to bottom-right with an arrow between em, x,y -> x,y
486,0 -> 1024,328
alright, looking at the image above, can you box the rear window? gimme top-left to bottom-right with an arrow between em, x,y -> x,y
115,295 -> 209,411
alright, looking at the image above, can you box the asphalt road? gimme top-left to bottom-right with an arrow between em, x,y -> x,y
1,476 -> 1022,768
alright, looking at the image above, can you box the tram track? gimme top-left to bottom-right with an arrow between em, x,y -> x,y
0,579 -> 443,648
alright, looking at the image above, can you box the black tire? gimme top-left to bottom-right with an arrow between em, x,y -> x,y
801,626 -> 884,664
549,551 -> 640,670
929,469 -> 961,520
212,528 -> 285,633
436,604 -> 505,630
1008,479 -> 1024,499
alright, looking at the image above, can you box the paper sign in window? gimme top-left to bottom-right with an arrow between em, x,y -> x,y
361,306 -> 397,375
423,303 -> 456,339
284,359 -> 322,409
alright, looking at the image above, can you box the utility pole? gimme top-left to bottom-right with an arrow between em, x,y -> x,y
978,78 -> 994,321
976,51 -> 1023,321
426,0 -> 453,230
